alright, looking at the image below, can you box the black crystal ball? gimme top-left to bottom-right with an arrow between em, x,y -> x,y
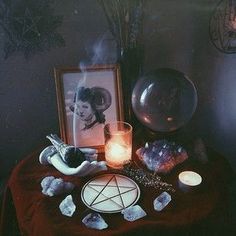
132,68 -> 198,132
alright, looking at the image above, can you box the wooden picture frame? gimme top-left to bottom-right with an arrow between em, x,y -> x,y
54,64 -> 124,152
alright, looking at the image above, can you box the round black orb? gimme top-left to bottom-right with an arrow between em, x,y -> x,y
132,68 -> 197,132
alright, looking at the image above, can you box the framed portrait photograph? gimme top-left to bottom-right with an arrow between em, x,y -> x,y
54,64 -> 124,152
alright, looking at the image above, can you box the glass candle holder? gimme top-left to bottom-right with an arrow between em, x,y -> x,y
104,121 -> 133,169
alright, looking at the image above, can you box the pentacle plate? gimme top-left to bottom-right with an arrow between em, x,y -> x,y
81,174 -> 140,213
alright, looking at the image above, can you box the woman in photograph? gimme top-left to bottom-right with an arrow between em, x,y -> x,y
70,86 -> 112,146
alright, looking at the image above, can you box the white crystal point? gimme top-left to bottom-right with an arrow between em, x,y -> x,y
153,191 -> 171,211
121,205 -> 147,222
82,212 -> 108,230
59,195 -> 76,217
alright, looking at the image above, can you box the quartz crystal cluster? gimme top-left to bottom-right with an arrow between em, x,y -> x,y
41,176 -> 75,196
82,213 -> 108,230
136,140 -> 188,174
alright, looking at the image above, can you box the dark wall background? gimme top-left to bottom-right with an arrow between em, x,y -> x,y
0,0 -> 236,196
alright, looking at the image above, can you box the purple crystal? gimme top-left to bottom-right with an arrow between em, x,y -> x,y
136,140 -> 188,173
153,191 -> 171,211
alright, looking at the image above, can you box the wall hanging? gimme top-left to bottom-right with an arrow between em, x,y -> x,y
210,0 -> 236,53
0,0 -> 65,59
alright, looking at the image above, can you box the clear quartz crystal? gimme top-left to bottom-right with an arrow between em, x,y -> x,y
41,176 -> 75,196
82,213 -> 108,230
153,191 -> 171,211
121,205 -> 147,222
59,195 -> 76,217
47,178 -> 64,196
41,176 -> 55,190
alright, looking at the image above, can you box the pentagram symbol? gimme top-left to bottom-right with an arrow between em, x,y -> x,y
13,8 -> 41,37
0,0 -> 65,59
81,174 -> 140,213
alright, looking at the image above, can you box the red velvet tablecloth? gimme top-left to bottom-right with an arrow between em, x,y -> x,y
0,147 -> 233,236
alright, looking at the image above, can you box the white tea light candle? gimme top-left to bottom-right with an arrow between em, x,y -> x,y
178,171 -> 202,187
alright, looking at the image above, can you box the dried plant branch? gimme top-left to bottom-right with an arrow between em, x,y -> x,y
122,161 -> 175,193
98,0 -> 145,52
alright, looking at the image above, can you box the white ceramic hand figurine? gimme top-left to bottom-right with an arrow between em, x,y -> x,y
39,146 -> 107,176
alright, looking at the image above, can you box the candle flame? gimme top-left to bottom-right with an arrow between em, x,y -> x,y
109,143 -> 127,156
105,141 -> 132,169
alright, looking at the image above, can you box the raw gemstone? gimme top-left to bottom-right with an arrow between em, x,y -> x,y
41,176 -> 55,190
82,212 -> 108,230
46,178 -> 65,196
153,191 -> 171,211
136,139 -> 188,174
41,176 -> 75,196
59,195 -> 76,217
121,205 -> 147,222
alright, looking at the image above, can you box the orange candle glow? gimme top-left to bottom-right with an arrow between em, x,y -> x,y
105,141 -> 132,169
104,122 -> 132,169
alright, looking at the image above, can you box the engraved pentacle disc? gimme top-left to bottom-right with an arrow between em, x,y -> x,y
81,174 -> 140,213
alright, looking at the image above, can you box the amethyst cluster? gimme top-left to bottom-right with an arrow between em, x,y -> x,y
136,140 -> 188,174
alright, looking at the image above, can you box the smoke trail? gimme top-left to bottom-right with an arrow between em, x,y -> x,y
72,62 -> 87,147
86,32 -> 117,65
72,32 -> 116,147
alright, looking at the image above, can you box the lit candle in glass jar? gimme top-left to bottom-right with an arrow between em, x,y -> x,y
105,141 -> 132,169
104,122 -> 132,169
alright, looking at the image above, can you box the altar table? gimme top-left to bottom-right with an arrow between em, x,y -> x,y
0,145 -> 234,236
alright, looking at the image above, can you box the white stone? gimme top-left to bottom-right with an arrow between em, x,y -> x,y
59,195 -> 76,217
41,176 -> 75,196
121,205 -> 147,222
82,213 -> 108,230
